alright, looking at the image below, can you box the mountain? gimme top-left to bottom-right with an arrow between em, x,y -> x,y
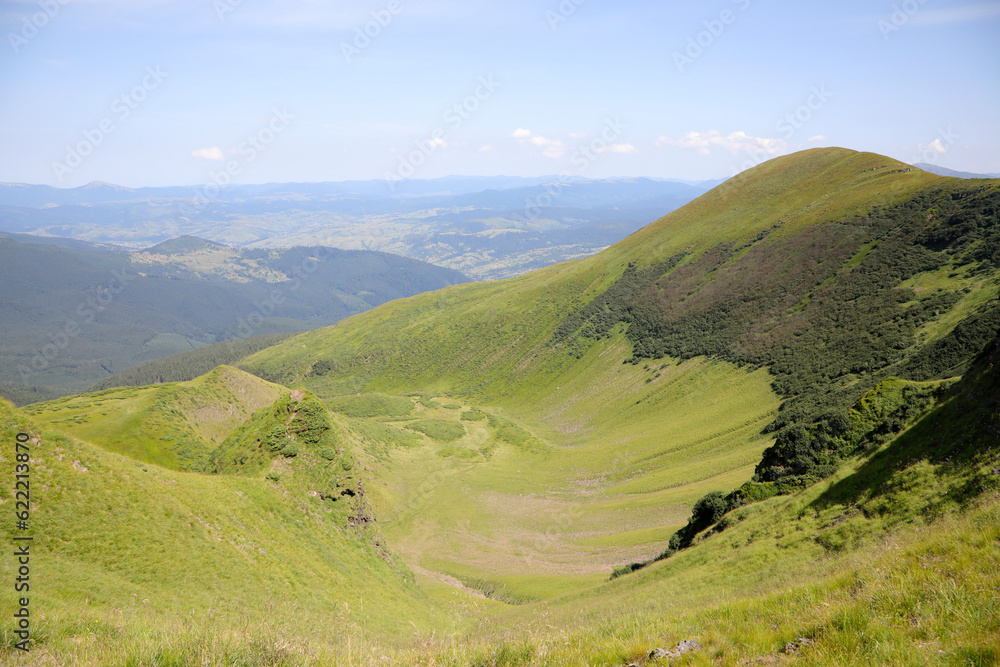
0,177 -> 712,279
3,148 -> 998,664
235,146 -> 1000,628
912,163 -> 1000,179
0,235 -> 468,400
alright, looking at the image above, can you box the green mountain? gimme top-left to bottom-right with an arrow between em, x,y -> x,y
2,148 -> 998,665
0,235 -> 468,401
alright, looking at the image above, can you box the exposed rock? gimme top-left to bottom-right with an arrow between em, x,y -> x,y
783,637 -> 813,654
649,640 -> 702,660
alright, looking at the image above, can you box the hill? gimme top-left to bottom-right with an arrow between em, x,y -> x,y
4,148 -> 1000,664
0,390 -> 450,664
0,235 -> 467,400
237,147 -> 1000,604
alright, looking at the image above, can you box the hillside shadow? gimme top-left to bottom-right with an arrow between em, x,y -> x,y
811,402 -> 995,512
812,338 -> 1000,512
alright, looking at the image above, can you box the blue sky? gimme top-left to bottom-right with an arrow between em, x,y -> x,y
1,0 -> 998,187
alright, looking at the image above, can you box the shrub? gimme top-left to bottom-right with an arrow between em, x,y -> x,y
692,491 -> 728,528
318,447 -> 338,461
265,472 -> 280,482
281,443 -> 299,458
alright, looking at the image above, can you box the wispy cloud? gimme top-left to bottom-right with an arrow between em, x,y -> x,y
657,130 -> 787,156
512,129 -> 565,158
807,135 -> 828,142
599,143 -> 638,154
191,147 -> 224,160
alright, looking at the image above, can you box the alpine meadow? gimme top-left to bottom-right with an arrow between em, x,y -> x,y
2,148 -> 999,665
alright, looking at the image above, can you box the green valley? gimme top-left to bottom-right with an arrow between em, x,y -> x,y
2,149 -> 998,665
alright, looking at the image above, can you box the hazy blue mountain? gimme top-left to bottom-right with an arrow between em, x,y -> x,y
0,234 -> 468,399
0,177 -> 713,279
912,163 -> 1000,179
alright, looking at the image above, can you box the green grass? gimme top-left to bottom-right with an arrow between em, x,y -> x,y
24,366 -> 285,471
5,149 -> 999,665
0,399 -> 449,665
326,392 -> 415,418
404,419 -> 467,441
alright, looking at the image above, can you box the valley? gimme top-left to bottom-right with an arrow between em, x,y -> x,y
1,149 -> 998,665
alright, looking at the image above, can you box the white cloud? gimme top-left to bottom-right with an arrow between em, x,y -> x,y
479,145 -> 493,152
656,130 -> 788,156
512,129 -> 565,158
807,135 -> 828,143
428,137 -> 447,149
191,146 -> 224,161
918,138 -> 948,155
568,131 -> 588,139
598,143 -> 638,154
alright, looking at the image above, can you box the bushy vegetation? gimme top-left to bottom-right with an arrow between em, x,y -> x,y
555,188 -> 1000,486
403,419 -> 466,442
212,392 -> 341,473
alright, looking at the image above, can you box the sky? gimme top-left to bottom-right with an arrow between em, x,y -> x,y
0,0 -> 998,188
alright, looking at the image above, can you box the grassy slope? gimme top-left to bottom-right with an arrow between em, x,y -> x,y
6,148 -> 998,665
0,396 -> 450,665
377,336 -> 1000,665
23,366 -> 286,471
238,148 -> 997,601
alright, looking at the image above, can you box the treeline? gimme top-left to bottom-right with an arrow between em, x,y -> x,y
85,333 -> 293,392
0,384 -> 65,407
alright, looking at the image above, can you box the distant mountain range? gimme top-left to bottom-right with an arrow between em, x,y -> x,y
0,176 -> 718,279
0,233 -> 467,399
912,163 -> 1000,179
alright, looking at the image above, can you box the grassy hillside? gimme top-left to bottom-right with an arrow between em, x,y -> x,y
0,397 -> 450,665
361,334 -> 1000,665
237,148 -> 999,601
6,148 -> 999,665
24,366 -> 286,471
